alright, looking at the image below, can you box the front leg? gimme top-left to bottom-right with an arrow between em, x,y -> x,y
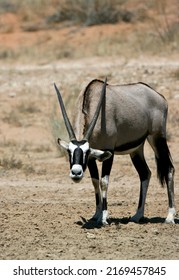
91,178 -> 102,220
100,175 -> 109,225
88,159 -> 102,221
100,153 -> 114,225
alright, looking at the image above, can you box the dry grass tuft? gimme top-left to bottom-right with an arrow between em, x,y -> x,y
0,155 -> 23,169
171,68 -> 179,80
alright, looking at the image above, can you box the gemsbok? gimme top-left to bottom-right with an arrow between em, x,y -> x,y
54,78 -> 175,225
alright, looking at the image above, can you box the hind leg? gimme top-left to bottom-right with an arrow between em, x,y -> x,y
130,144 -> 151,222
148,135 -> 176,224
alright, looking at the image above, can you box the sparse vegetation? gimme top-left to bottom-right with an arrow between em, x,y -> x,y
0,138 -> 18,148
2,100 -> 41,127
47,0 -> 130,26
17,101 -> 41,114
0,0 -> 178,61
149,0 -> 179,43
49,111 -> 68,157
0,155 -> 23,169
2,110 -> 23,127
0,0 -> 135,26
172,68 -> 179,80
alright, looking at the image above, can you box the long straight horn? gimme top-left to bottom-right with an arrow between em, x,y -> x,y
54,83 -> 76,141
83,77 -> 107,141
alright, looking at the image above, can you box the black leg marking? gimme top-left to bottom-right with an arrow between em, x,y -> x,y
88,158 -> 99,180
131,148 -> 151,209
88,158 -> 101,221
101,151 -> 114,177
95,193 -> 100,206
131,153 -> 150,181
102,198 -> 107,211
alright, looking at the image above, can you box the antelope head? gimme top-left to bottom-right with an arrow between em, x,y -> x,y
54,78 -> 112,182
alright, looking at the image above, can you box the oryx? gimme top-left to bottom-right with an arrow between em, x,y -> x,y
54,78 -> 175,225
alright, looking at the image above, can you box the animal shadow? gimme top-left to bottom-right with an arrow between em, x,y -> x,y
75,216 -> 179,229
75,216 -> 104,229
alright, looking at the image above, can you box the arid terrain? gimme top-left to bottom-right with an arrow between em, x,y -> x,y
0,1 -> 179,260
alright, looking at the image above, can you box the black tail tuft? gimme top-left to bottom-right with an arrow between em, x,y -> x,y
155,137 -> 174,187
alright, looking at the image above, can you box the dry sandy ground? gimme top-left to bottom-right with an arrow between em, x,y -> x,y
0,56 -> 179,260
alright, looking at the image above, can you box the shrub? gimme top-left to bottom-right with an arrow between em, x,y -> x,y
0,155 -> 23,169
47,0 -> 127,26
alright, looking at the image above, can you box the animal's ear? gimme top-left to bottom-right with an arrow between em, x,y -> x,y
90,149 -> 112,162
57,138 -> 69,150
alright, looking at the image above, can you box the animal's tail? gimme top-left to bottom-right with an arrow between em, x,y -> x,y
155,137 -> 175,187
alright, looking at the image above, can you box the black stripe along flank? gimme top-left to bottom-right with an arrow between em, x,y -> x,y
115,133 -> 148,153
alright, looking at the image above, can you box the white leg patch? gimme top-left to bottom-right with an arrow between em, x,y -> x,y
165,207 -> 176,224
100,176 -> 109,192
100,176 -> 109,225
101,210 -> 109,225
96,210 -> 109,225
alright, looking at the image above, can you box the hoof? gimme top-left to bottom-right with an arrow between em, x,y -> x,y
101,220 -> 109,226
90,212 -> 102,222
97,217 -> 109,226
91,210 -> 109,226
90,216 -> 98,222
165,218 -> 175,224
130,216 -> 141,223
95,217 -> 109,226
165,208 -> 176,224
